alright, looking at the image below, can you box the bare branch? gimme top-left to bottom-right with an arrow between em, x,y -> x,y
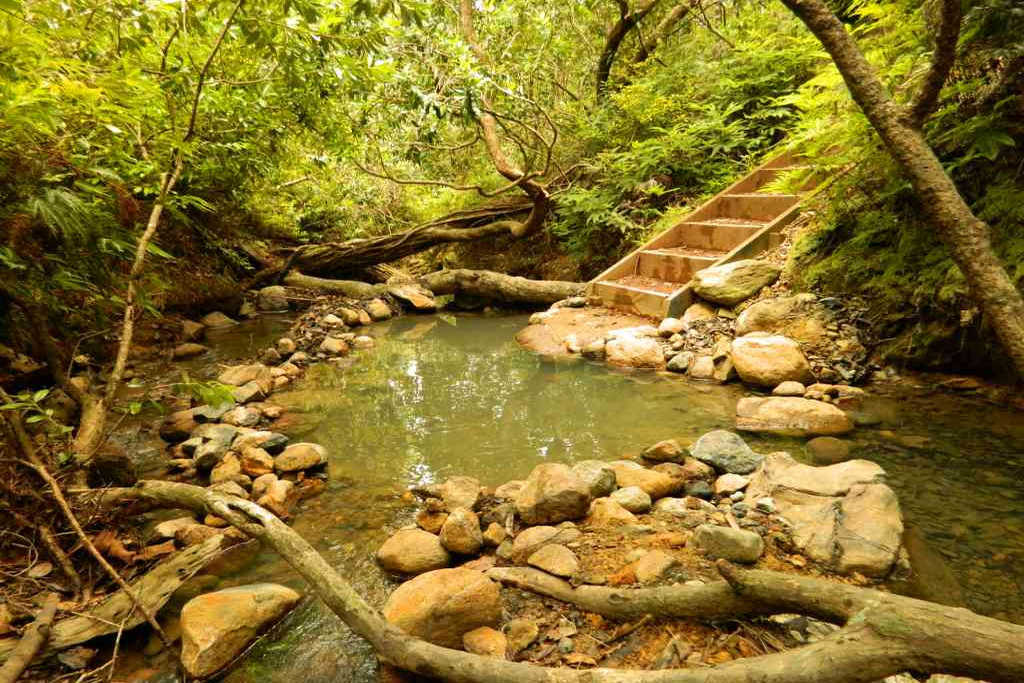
906,0 -> 962,127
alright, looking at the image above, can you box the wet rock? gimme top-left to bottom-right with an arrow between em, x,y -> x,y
609,463 -> 677,500
690,430 -> 763,474
377,529 -> 451,575
210,453 -> 241,484
383,568 -> 501,648
440,508 -> 484,555
239,447 -> 274,477
232,380 -> 266,405
366,298 -> 392,321
527,543 -> 579,577
586,498 -> 638,526
682,302 -> 716,329
570,461 -> 617,498
581,339 -> 606,360
275,443 -> 327,472
691,259 -> 781,307
200,311 -> 237,328
180,583 -> 300,678
610,486 -> 651,513
772,380 -> 806,396
416,509 -> 449,534
642,439 -> 685,463
482,522 -> 507,547
389,283 -> 437,311
463,626 -> 507,658
689,355 -> 715,379
257,286 -> 288,311
218,363 -> 272,388
233,431 -> 288,454
182,319 -> 206,342
222,406 -> 260,427
352,335 -> 375,349
251,473 -> 277,499
714,473 -> 749,496
658,318 -> 685,337
257,478 -> 295,517
667,352 -> 693,373
319,336 -> 350,356
494,480 -> 525,500
736,397 -> 854,437
515,463 -> 590,524
634,550 -> 677,584
684,480 -> 712,499
160,408 -> 200,442
605,335 -> 665,369
731,335 -> 814,387
807,436 -> 852,464
692,524 -> 763,563
439,476 -> 481,510
505,618 -> 539,655
276,337 -> 297,355
173,343 -> 208,359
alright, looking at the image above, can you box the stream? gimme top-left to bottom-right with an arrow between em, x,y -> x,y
127,312 -> 1024,682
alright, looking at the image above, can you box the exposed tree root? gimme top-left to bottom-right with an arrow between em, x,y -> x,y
0,593 -> 58,683
96,480 -> 1024,683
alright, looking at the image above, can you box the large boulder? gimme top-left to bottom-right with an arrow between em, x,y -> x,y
383,568 -> 501,648
257,286 -> 288,311
730,335 -> 814,387
689,430 -> 763,474
180,584 -> 300,678
604,335 -> 665,369
515,463 -> 590,524
736,397 -> 854,437
691,259 -> 780,307
746,452 -> 902,576
734,294 -> 829,345
377,529 -> 451,575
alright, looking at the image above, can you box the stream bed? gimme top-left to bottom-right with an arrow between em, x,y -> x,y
131,312 -> 1024,682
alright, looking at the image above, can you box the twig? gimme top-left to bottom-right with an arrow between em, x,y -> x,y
0,592 -> 59,683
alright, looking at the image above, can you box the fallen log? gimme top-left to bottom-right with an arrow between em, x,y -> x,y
0,593 -> 59,683
0,534 -> 227,664
282,271 -> 386,299
101,480 -> 1024,683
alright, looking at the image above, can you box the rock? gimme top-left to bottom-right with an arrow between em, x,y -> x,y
209,453 -> 241,484
377,529 -> 451,575
276,337 -> 297,355
586,498 -> 638,526
463,626 -> 507,658
160,408 -> 199,442
366,298 -> 392,321
439,508 -> 484,555
505,618 -> 539,655
389,283 -> 437,311
194,422 -> 239,445
529,311 -> 552,325
182,319 -> 206,342
275,443 -> 327,472
233,431 -> 288,454
319,336 -> 350,356
321,313 -> 345,327
193,440 -> 228,471
684,480 -> 712,499
217,363 -> 272,388
175,523 -> 222,547
734,294 -> 829,346
180,583 -> 300,678
691,259 -> 781,307
510,525 -> 579,559
515,463 -> 590,525
527,543 -> 579,578
200,311 -> 237,328
610,486 -> 651,513
209,481 -> 248,499
239,447 -> 274,477
581,339 -> 606,360
689,355 -> 715,379
746,452 -> 901,576
257,479 -> 295,517
482,522 -> 507,547
257,286 -> 288,311
352,335 -> 375,349
604,335 -> 665,369
172,343 -> 208,359
606,325 -> 658,340
222,406 -> 260,427
642,439 -> 685,463
690,430 -> 763,474
634,550 -> 677,583
682,301 -> 717,329
609,463 -> 677,500
383,568 -> 501,648
658,318 -> 685,337
493,480 -> 525,500
692,525 -> 763,563
714,473 -> 749,496
667,352 -> 693,373
251,473 -> 278,499
712,355 -> 737,383
731,335 -> 814,387
570,461 -> 617,498
232,380 -> 266,405
772,380 -> 806,396
807,436 -> 852,464
153,516 -> 196,540
736,397 -> 854,437
439,476 -> 481,510
334,308 -> 360,326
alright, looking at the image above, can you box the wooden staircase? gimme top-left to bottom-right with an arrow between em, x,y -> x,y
587,151 -> 819,318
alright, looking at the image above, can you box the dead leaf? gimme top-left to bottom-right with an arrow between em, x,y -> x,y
93,530 -> 134,563
26,561 -> 53,579
563,653 -> 597,667
133,541 -> 176,563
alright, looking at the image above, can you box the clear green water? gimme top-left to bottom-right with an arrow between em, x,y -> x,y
134,313 -> 1024,682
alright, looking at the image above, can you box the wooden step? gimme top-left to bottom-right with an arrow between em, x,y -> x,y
689,193 -> 799,223
671,222 -> 764,252
592,280 -> 673,318
730,167 -> 816,194
635,251 -> 717,284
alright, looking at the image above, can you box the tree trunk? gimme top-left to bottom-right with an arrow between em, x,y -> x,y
597,0 -> 660,99
780,0 -> 1024,379
96,481 -> 1024,683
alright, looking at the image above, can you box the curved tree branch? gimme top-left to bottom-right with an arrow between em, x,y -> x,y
596,0 -> 661,99
906,0 -> 963,128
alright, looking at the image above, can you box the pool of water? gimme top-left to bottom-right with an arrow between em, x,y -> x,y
132,312 -> 1024,682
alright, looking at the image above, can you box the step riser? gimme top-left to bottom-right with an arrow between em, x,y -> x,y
689,193 -> 798,223
674,223 -> 761,252
635,253 -> 715,284
591,282 -> 669,318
